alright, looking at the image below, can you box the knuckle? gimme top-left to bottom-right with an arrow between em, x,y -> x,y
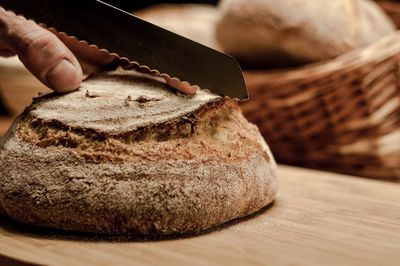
20,29 -> 55,54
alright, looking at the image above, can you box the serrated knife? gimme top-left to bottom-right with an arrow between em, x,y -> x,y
0,0 -> 248,100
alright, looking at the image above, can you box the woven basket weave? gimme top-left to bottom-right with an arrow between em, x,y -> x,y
377,1 -> 400,28
241,33 -> 400,180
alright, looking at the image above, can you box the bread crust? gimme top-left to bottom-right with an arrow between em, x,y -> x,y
0,70 -> 277,234
216,0 -> 395,68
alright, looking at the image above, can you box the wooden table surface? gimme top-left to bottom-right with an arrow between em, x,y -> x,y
0,117 -> 13,137
0,164 -> 399,266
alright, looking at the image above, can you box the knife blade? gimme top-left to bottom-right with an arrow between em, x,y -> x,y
0,0 -> 248,99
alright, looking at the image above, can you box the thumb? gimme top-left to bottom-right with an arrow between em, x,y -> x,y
1,9 -> 82,93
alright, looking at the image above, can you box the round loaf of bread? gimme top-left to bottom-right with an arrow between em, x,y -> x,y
0,70 -> 277,235
216,0 -> 395,68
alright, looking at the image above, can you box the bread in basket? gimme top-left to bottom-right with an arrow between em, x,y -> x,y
242,33 -> 400,180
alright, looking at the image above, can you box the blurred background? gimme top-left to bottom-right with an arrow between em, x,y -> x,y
0,0 -> 399,180
104,0 -> 219,9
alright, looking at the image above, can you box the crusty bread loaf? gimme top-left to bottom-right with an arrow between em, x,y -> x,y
216,0 -> 396,68
0,70 -> 277,235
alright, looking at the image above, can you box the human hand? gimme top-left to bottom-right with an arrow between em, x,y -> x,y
0,8 -> 196,94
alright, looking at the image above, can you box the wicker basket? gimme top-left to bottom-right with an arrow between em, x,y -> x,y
377,1 -> 400,28
241,33 -> 400,181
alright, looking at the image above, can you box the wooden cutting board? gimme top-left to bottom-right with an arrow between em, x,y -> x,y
0,165 -> 399,266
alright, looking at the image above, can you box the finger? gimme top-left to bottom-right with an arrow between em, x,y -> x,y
0,8 -> 83,93
164,77 -> 198,95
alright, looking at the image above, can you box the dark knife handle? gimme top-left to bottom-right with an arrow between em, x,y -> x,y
103,0 -> 219,11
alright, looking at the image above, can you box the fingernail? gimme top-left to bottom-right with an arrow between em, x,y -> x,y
46,59 -> 81,93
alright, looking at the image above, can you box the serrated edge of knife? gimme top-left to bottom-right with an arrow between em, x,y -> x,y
49,28 -> 203,92
5,8 -> 206,94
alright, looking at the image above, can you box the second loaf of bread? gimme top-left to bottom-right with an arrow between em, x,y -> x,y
216,0 -> 396,68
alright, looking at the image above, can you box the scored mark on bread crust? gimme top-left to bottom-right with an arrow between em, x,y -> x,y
16,99 -> 258,164
136,95 -> 162,103
125,95 -> 163,107
85,90 -> 100,98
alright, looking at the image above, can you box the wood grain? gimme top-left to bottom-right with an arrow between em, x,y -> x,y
0,58 -> 399,266
0,166 -> 399,266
